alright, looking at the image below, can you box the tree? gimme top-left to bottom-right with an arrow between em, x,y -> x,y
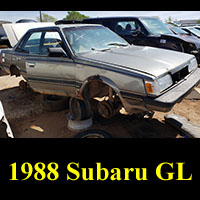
165,16 -> 177,24
63,11 -> 89,21
36,13 -> 57,22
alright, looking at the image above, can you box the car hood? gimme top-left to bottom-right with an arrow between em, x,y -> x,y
80,45 -> 194,78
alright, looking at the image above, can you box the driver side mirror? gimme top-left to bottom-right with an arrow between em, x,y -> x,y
48,47 -> 67,57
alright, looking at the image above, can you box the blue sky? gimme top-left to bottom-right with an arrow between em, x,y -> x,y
0,11 -> 200,22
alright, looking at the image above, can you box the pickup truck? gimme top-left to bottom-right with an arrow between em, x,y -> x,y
83,17 -> 200,64
0,24 -> 200,119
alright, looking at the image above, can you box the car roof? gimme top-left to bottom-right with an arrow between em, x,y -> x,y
57,23 -> 103,28
83,16 -> 156,21
26,24 -> 103,33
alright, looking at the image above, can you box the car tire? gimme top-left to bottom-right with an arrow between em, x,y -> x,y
41,95 -> 69,112
69,98 -> 93,121
74,129 -> 112,138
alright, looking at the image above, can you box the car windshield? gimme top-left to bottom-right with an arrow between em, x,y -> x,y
171,26 -> 189,34
63,26 -> 129,55
140,18 -> 173,35
187,27 -> 200,37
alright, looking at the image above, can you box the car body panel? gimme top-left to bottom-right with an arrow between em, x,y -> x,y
79,45 -> 194,77
25,56 -> 76,96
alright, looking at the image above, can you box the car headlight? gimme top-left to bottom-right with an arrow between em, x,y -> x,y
145,74 -> 173,96
188,58 -> 197,73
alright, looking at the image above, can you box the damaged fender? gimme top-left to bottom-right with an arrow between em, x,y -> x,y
79,75 -> 121,99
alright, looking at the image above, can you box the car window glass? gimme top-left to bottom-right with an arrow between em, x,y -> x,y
19,31 -> 63,56
140,18 -> 173,35
64,26 -> 128,54
171,26 -> 188,34
188,27 -> 200,37
41,31 -> 63,55
115,21 -> 138,35
20,32 -> 42,55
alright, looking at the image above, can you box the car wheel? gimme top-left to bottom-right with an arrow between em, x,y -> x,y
41,95 -> 69,112
69,98 -> 93,121
74,129 -> 112,138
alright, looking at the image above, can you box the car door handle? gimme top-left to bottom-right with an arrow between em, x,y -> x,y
27,62 -> 36,68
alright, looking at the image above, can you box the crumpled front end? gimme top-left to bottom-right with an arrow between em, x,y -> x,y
183,42 -> 200,65
161,34 -> 200,65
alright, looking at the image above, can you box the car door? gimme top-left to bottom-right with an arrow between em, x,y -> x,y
20,30 -> 76,97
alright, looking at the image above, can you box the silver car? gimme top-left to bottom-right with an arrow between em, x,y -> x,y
1,24 -> 200,119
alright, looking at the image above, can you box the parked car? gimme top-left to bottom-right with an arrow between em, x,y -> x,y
167,24 -> 200,48
15,19 -> 37,23
0,26 -> 11,48
194,26 -> 200,31
168,24 -> 193,36
83,17 -> 200,64
0,24 -> 200,120
0,34 -> 10,47
181,26 -> 200,39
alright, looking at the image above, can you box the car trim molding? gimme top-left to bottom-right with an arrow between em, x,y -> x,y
27,76 -> 82,88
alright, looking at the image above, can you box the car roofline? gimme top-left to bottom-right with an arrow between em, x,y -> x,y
83,16 -> 158,21
27,24 -> 103,32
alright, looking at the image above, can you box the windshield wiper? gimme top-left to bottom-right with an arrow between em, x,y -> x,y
91,47 -> 111,52
107,42 -> 128,47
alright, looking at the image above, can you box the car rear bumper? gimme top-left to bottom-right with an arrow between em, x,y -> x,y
144,68 -> 200,112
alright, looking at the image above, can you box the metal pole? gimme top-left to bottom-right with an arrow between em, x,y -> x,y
39,11 -> 42,22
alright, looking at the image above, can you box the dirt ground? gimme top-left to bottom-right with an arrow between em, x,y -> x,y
0,69 -> 200,138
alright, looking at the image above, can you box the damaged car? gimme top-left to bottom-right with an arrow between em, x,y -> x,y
0,24 -> 200,120
83,17 -> 200,64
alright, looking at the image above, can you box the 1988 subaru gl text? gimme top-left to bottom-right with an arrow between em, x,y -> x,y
1,24 -> 200,119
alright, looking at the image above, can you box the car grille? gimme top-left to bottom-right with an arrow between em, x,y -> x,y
171,66 -> 189,84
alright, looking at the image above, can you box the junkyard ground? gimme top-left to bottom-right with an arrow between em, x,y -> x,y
1,69 -> 200,138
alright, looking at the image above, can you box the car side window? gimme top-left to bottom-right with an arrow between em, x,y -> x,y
115,21 -> 139,36
41,31 -> 63,55
19,32 -> 42,55
19,31 -> 63,56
